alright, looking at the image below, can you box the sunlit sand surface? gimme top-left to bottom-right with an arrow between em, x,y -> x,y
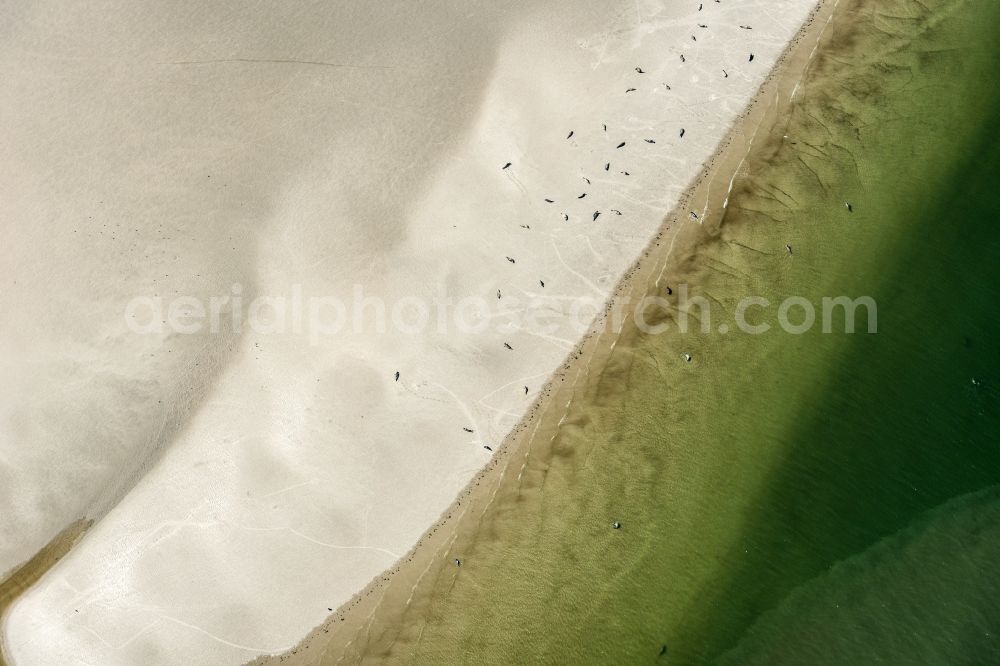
1,1 -> 819,662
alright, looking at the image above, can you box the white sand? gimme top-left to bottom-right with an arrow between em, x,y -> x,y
1,0 -> 818,662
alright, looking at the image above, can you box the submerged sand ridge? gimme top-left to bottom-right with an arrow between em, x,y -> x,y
1,1 -> 818,663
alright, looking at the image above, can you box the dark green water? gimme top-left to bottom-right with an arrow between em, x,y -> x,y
353,0 -> 1000,663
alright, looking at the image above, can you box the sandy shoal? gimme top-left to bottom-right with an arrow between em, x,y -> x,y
0,1 -> 819,663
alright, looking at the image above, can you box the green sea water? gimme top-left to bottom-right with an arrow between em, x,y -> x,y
355,0 -> 1000,663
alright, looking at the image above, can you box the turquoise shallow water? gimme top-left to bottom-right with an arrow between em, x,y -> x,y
328,0 -> 1000,663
